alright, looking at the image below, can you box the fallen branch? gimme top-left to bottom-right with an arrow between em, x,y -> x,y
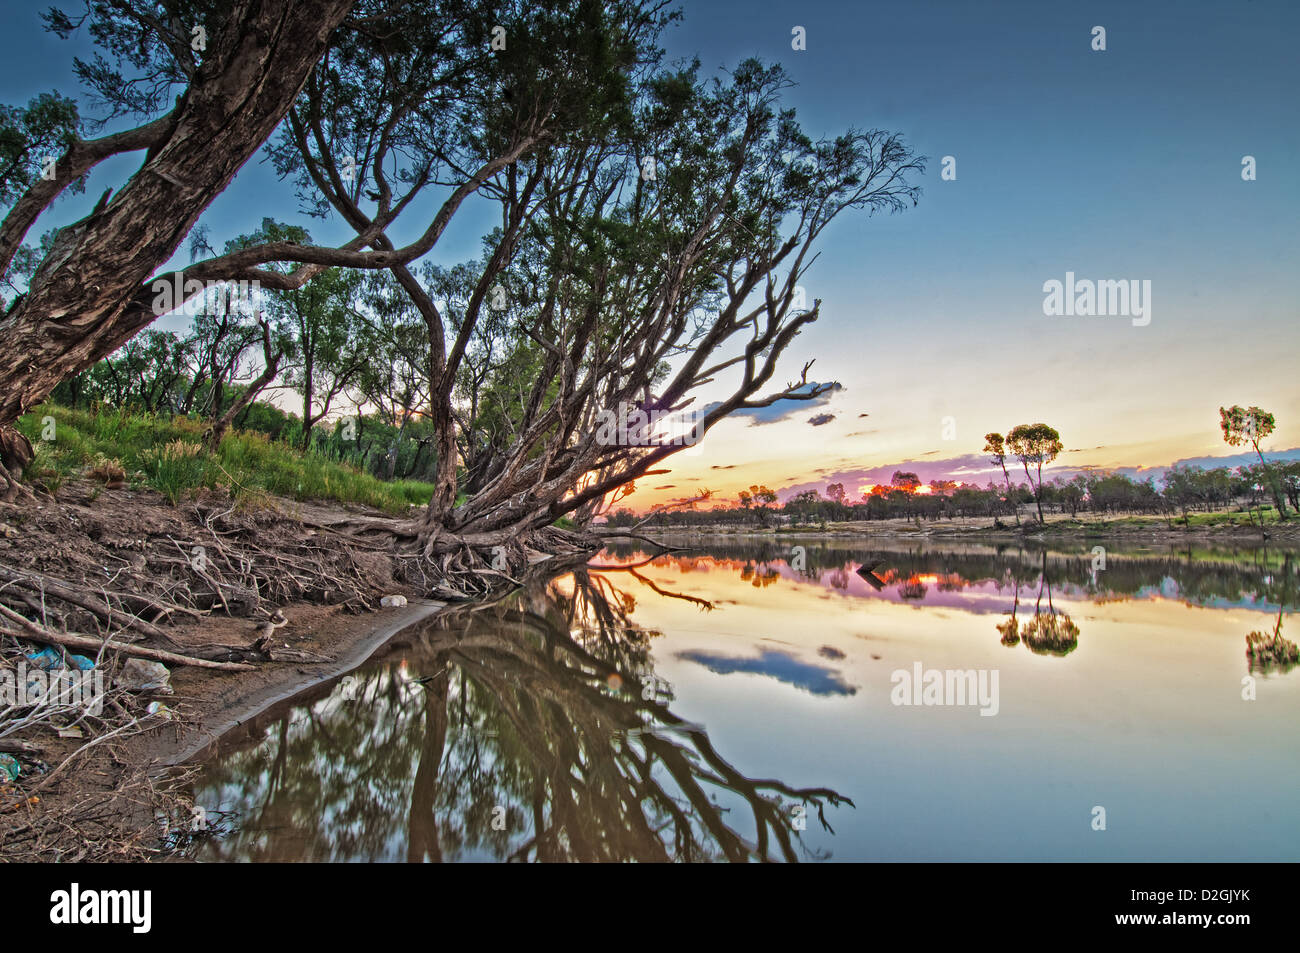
0,565 -> 177,642
0,605 -> 254,671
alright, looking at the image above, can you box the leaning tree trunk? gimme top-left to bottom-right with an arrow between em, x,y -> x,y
0,0 -> 354,428
204,354 -> 281,452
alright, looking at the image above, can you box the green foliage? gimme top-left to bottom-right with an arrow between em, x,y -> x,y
214,429 -> 433,510
1219,405 -> 1276,447
1006,424 -> 1063,468
27,440 -> 75,496
16,403 -> 435,514
0,91 -> 81,206
41,2 -> 202,118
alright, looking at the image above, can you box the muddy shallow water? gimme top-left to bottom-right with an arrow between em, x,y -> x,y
189,538 -> 1300,861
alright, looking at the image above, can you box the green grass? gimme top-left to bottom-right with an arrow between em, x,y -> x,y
1033,509 -> 1288,534
16,403 -> 435,514
1178,510 -> 1283,528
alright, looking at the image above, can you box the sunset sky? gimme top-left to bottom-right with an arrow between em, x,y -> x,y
630,0 -> 1300,510
3,1 -> 1296,512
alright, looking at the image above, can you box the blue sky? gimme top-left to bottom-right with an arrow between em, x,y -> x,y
2,0 -> 1297,505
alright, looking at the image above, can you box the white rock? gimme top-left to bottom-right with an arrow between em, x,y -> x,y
379,594 -> 408,608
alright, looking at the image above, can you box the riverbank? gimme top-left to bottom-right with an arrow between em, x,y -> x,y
638,511 -> 1300,547
0,476 -> 448,860
3,598 -> 449,860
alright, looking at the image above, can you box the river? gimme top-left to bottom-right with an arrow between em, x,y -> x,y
189,536 -> 1300,861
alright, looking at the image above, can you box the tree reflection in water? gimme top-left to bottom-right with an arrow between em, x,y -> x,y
995,551 -> 1080,656
1246,561 -> 1300,673
194,559 -> 851,862
1245,609 -> 1299,673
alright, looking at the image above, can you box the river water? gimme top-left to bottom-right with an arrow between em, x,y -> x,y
190,537 -> 1300,861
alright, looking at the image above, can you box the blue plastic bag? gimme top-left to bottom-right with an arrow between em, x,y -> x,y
26,647 -> 63,671
22,646 -> 93,670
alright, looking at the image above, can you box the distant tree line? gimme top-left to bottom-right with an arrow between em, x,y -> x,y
607,462 -> 1299,529
609,411 -> 1295,530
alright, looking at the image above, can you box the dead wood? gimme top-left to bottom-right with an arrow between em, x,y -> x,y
0,603 -> 253,671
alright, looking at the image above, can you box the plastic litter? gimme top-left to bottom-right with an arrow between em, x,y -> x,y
0,753 -> 20,782
380,594 -> 408,608
22,647 -> 93,670
115,659 -> 173,694
26,647 -> 63,671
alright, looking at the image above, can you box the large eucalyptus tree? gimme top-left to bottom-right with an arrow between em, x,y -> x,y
0,0 -> 925,593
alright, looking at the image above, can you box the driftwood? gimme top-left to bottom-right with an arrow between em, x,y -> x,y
0,564 -> 178,642
0,604 -> 253,672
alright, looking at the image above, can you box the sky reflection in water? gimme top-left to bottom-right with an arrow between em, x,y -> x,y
193,539 -> 1300,862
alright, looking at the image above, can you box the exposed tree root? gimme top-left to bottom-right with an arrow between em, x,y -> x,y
0,459 -> 35,504
0,485 -> 400,648
298,506 -> 608,601
395,524 -> 601,601
0,482 -> 415,861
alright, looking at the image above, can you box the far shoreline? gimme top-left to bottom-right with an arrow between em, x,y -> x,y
632,514 -> 1300,549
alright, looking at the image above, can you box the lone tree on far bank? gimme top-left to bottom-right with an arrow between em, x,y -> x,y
738,485 -> 778,526
1006,423 -> 1063,524
1220,405 -> 1288,521
983,432 -> 1020,527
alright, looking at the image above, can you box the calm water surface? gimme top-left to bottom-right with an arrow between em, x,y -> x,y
192,538 -> 1300,861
